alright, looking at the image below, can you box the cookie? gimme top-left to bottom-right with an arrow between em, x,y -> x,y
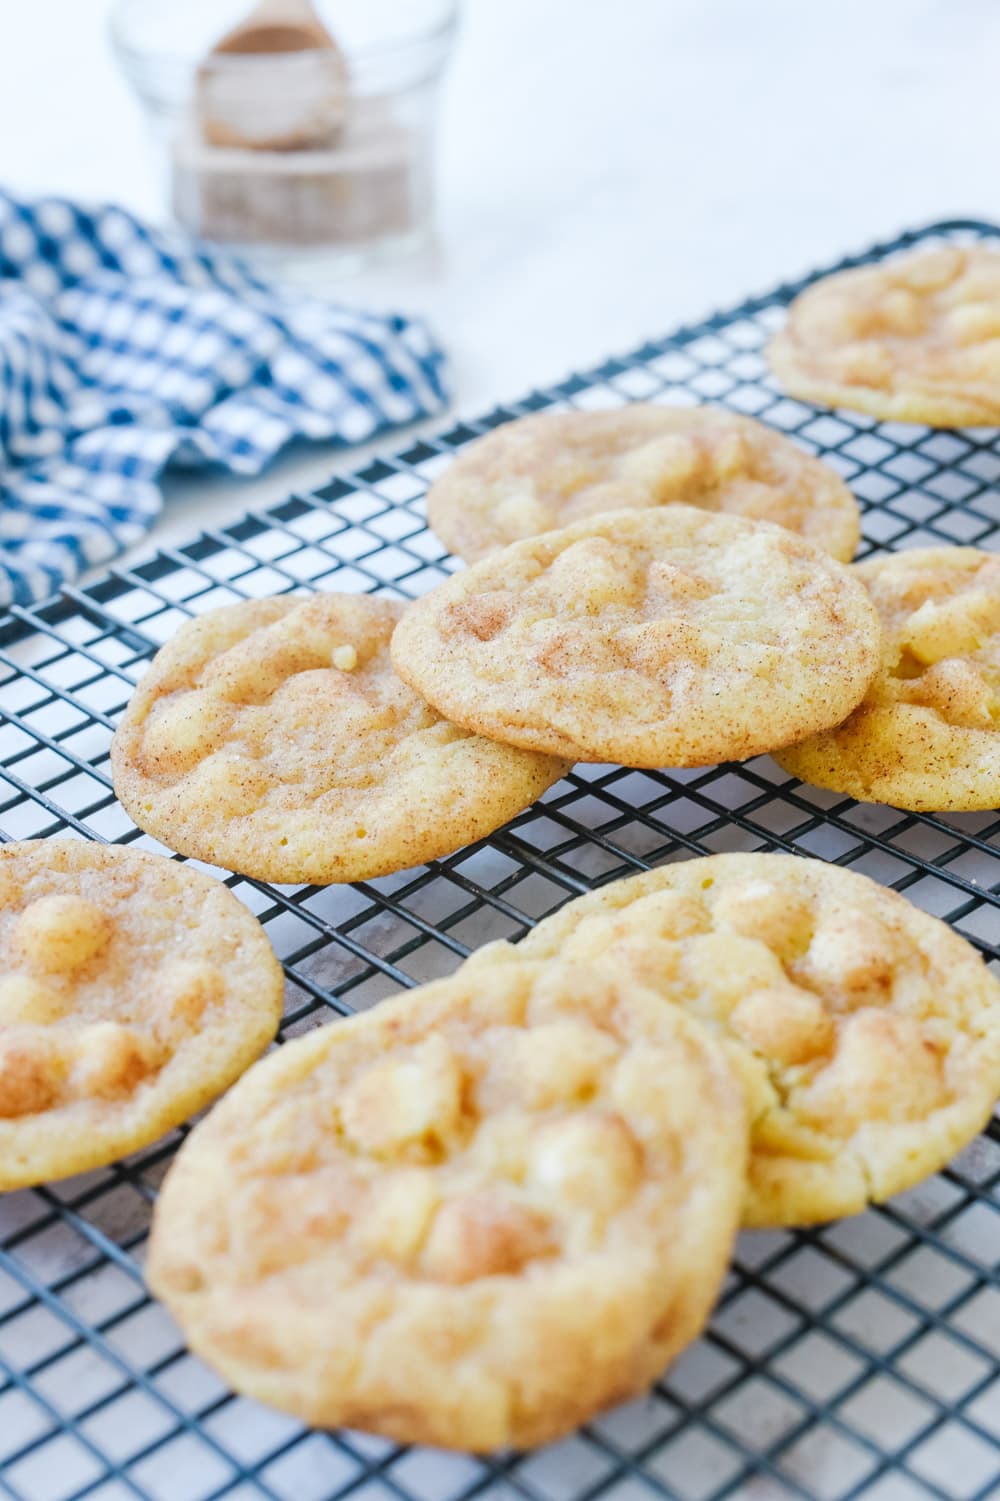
769,244 -> 1000,425
147,958 -> 747,1450
111,593 -> 570,885
390,507 -> 881,767
481,853 -> 1000,1226
775,548 -> 1000,810
426,405 -> 860,563
0,839 -> 283,1190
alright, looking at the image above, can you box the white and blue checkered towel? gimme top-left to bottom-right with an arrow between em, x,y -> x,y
0,190 -> 448,607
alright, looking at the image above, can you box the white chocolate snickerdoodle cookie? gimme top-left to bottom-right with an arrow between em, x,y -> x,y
390,507 -> 881,767
475,854 -> 1000,1227
0,839 -> 283,1190
775,548 -> 1000,810
427,405 -> 860,563
111,593 -> 569,885
147,959 -> 747,1451
769,244 -> 1000,425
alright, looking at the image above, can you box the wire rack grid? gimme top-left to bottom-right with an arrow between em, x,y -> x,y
0,219 -> 999,1501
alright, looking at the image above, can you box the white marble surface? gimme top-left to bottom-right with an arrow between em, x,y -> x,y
2,0 -> 1000,565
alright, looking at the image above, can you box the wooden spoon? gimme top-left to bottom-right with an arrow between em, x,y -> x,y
196,0 -> 351,152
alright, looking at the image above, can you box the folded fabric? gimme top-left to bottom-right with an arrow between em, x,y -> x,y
0,190 -> 448,607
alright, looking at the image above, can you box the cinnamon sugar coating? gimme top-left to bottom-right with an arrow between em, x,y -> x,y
769,245 -> 1000,425
478,854 -> 1000,1226
427,406 -> 859,562
776,548 -> 1000,809
0,839 -> 282,1189
147,959 -> 747,1450
391,508 -> 880,767
111,593 -> 569,884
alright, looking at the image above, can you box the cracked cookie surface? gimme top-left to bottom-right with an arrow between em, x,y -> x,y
775,548 -> 1000,809
111,593 -> 569,884
427,405 -> 860,562
768,244 -> 1000,425
478,853 -> 1000,1226
147,959 -> 747,1450
391,507 -> 881,767
0,839 -> 283,1189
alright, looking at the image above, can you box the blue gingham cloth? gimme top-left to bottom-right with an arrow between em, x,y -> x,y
0,191 -> 448,607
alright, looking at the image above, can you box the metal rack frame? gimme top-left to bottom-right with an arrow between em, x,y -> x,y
0,219 -> 998,1501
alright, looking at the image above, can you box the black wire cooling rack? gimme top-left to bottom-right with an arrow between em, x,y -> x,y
1,219 -> 999,1501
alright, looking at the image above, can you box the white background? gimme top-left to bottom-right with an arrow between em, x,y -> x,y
2,0 -> 999,560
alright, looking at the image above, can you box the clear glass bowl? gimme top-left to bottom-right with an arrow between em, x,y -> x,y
109,0 -> 458,273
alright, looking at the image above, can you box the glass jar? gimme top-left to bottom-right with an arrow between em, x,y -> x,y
109,0 -> 458,274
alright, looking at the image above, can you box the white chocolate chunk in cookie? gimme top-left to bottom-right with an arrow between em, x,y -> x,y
14,893 -> 113,973
528,1112 -> 643,1217
141,690 -> 235,772
803,908 -> 900,1001
422,1192 -> 555,1283
359,1169 -> 439,1262
0,974 -> 66,1024
730,986 -> 835,1066
647,558 -> 714,600
902,658 -> 994,730
340,1035 -> 463,1158
712,881 -> 813,957
620,431 -> 703,492
791,1012 -> 946,1133
332,644 -> 358,671
0,1034 -> 65,1118
949,301 -> 1000,343
495,1019 -> 620,1109
157,960 -> 226,1027
70,1022 -> 158,1100
903,591 -> 1000,664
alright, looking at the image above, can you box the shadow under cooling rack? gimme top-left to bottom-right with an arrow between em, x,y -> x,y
0,219 -> 999,1501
